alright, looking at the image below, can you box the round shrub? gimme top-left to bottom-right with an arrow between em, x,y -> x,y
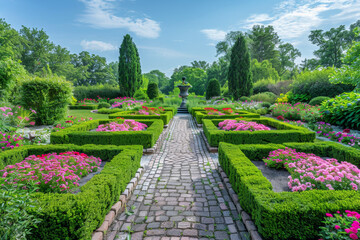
253,79 -> 275,94
261,102 -> 271,108
147,83 -> 159,99
98,102 -> 111,109
73,84 -> 121,100
20,76 -> 72,125
206,79 -> 221,100
239,96 -> 251,102
309,96 -> 330,106
250,92 -> 277,104
133,89 -> 148,100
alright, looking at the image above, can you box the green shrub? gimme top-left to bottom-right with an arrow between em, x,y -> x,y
69,105 -> 98,110
218,142 -> 360,239
267,80 -> 292,95
97,108 -> 122,114
21,76 -> 72,125
321,92 -> 360,130
260,102 -> 271,108
239,96 -> 251,102
109,110 -> 172,125
156,96 -> 164,103
250,92 -> 277,103
133,89 -> 148,100
252,78 -> 275,94
97,102 -> 111,109
50,119 -> 164,148
206,79 -> 221,100
0,144 -> 142,240
146,83 -> 159,99
203,117 -> 315,147
195,110 -> 260,124
73,84 -> 120,100
309,96 -> 330,106
292,68 -> 354,100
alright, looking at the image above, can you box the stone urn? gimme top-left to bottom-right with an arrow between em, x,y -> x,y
178,77 -> 191,108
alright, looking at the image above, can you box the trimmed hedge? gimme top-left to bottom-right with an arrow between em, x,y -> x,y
218,142 -> 360,240
0,144 -> 142,240
203,117 -> 315,147
69,105 -> 98,110
109,110 -> 173,125
194,110 -> 260,124
50,119 -> 164,148
97,108 -> 122,114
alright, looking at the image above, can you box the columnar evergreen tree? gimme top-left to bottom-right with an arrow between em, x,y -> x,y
147,82 -> 159,99
228,35 -> 252,99
118,34 -> 142,97
206,78 -> 221,99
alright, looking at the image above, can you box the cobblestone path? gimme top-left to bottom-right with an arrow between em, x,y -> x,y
107,114 -> 250,240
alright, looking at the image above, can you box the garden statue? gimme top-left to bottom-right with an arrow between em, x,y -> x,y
178,77 -> 191,108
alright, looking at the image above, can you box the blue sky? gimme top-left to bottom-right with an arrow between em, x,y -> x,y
1,0 -> 360,76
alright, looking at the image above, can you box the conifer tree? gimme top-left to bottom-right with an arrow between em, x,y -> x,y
228,35 -> 252,99
118,34 -> 142,97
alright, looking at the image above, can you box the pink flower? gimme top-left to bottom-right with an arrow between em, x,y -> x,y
29,122 -> 35,126
335,225 -> 340,230
350,233 -> 358,239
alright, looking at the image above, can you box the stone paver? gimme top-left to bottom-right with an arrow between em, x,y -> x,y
107,114 -> 249,240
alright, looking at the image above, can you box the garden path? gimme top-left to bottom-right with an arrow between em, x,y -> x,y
107,114 -> 250,240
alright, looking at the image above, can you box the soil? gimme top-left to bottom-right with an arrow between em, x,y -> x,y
252,160 -> 290,192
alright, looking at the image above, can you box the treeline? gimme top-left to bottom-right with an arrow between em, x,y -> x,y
0,18 -> 118,86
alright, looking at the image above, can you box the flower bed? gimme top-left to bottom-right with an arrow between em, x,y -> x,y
50,119 -> 163,148
96,120 -> 147,132
218,141 -> 360,239
0,144 -> 142,239
68,104 -> 98,110
270,102 -> 321,122
203,117 -> 315,147
1,151 -> 101,193
52,116 -> 93,132
0,105 -> 36,129
193,109 -> 260,124
111,99 -> 144,110
219,119 -> 271,131
109,109 -> 173,125
320,210 -> 360,240
1,132 -> 25,152
264,148 -> 360,192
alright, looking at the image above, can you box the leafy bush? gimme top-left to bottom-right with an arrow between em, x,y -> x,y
309,96 -> 330,106
250,92 -> 277,103
321,92 -> 360,130
73,84 -> 120,100
275,93 -> 289,103
97,102 -> 110,109
261,102 -> 271,108
206,79 -> 221,100
252,78 -> 275,94
146,82 -> 159,99
267,80 -> 293,95
21,76 -> 72,125
133,89 -> 148,100
0,58 -> 27,102
292,69 -> 354,100
239,96 -> 251,102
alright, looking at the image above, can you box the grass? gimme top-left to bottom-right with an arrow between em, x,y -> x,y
68,109 -> 108,120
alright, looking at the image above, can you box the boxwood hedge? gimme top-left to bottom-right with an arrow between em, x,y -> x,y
194,110 -> 260,124
0,144 -> 142,240
109,110 -> 172,125
203,117 -> 315,147
218,141 -> 360,240
50,119 -> 164,148
69,105 -> 98,110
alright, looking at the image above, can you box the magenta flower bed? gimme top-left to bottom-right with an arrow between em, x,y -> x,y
218,119 -> 271,131
320,210 -> 360,240
96,119 -> 147,132
1,151 -> 101,193
264,148 -> 360,192
0,132 -> 24,151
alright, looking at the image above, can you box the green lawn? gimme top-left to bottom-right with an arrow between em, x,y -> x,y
68,109 -> 108,120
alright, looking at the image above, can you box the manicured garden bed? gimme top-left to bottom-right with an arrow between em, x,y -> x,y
219,141 -> 360,240
69,105 -> 98,110
50,119 -> 163,148
109,109 -> 173,125
203,117 -> 315,147
0,144 -> 142,240
194,110 -> 260,124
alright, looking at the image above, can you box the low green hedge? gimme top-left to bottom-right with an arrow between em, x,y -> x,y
109,110 -> 172,125
50,119 -> 164,148
218,142 -> 360,240
203,117 -> 315,147
0,144 -> 142,240
194,111 -> 260,124
69,105 -> 98,110
97,108 -> 122,114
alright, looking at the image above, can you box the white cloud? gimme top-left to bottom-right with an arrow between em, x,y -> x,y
201,29 -> 227,41
81,40 -> 117,51
138,46 -> 190,58
244,0 -> 360,40
78,0 -> 161,38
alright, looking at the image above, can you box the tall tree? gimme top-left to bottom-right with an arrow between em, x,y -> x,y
19,26 -> 54,73
228,35 -> 252,99
118,34 -> 142,97
169,67 -> 207,95
191,60 -> 209,71
249,25 -> 280,72
215,31 -> 244,61
309,25 -> 350,68
251,59 -> 279,82
206,58 -> 228,87
0,19 -> 23,61
278,43 -> 301,76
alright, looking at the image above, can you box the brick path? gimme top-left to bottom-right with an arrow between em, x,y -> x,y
107,114 -> 250,240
